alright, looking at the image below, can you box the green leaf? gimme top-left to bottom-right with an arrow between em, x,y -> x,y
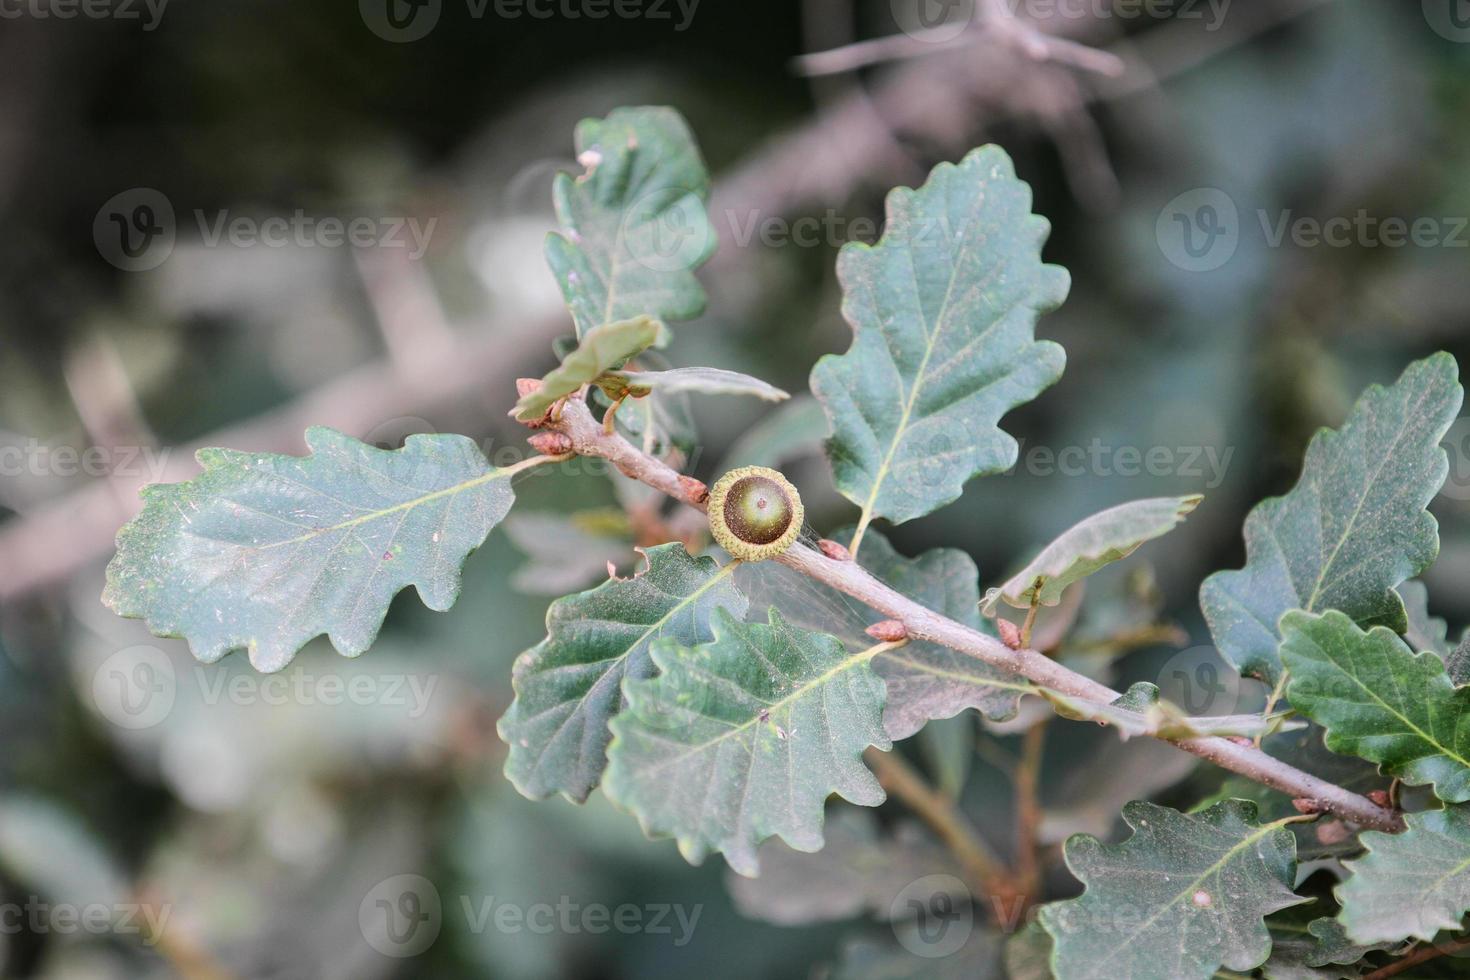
1260,904 -> 1392,980
603,608 -> 891,876
726,809 -> 961,925
849,528 -> 1028,738
1039,800 -> 1307,980
499,543 -> 747,803
983,496 -> 1202,614
597,366 -> 789,402
810,145 -> 1068,543
1337,804 -> 1470,944
1280,609 -> 1470,803
1041,681 -> 1302,742
1201,353 -> 1462,684
544,106 -> 715,340
103,428 -> 528,672
1004,922 -> 1055,980
512,315 -> 662,420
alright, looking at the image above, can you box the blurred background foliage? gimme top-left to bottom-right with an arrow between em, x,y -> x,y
0,0 -> 1468,976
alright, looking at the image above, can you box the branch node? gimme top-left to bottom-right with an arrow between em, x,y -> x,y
818,538 -> 854,562
865,619 -> 909,643
527,432 -> 573,456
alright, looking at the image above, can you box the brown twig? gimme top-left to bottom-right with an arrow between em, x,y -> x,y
550,395 -> 1405,834
1013,721 -> 1047,903
1363,936 -> 1470,980
862,746 -> 1011,898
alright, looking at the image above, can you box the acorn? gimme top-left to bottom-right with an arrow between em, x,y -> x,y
707,466 -> 803,561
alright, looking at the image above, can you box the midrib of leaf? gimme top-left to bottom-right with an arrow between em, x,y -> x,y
636,640 -> 898,775
1092,818 -> 1301,967
1330,646 -> 1470,770
1302,384 -> 1433,611
1426,850 -> 1470,898
238,454 -> 546,553
519,560 -> 740,736
850,225 -> 970,556
879,652 -> 1036,695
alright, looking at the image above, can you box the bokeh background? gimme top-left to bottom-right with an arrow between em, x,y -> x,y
1,0 -> 1469,976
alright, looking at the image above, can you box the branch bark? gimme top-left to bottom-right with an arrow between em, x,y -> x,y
551,395 -> 1406,834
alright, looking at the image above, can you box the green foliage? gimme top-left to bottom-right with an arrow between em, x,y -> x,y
1281,609 -> 1470,803
603,609 -> 890,876
1041,681 -> 1301,741
1201,353 -> 1462,684
104,428 -> 524,672
810,146 -> 1068,542
982,495 -> 1201,614
544,106 -> 715,340
1336,804 -> 1470,944
498,543 -> 746,802
512,314 -> 661,420
1038,800 -> 1307,980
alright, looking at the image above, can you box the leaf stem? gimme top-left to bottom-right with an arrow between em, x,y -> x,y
1255,668 -> 1290,748
505,452 -> 574,477
548,397 -> 1406,834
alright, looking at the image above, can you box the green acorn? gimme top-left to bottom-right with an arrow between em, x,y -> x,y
708,466 -> 803,561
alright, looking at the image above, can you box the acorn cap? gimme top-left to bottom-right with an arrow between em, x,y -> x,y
707,466 -> 803,561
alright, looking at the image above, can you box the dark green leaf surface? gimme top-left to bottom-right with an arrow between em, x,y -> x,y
603,609 -> 890,876
810,146 -> 1068,538
544,106 -> 715,340
104,428 -> 525,672
1337,804 -> 1470,944
1039,800 -> 1306,980
1281,610 -> 1470,802
499,544 -> 746,802
1200,354 -> 1462,684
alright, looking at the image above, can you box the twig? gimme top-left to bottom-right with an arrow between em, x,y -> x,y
863,746 -> 1010,896
549,396 -> 1405,834
1363,935 -> 1470,980
1013,721 -> 1047,902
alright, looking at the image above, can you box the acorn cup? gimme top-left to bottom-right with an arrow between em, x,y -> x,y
707,466 -> 803,561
